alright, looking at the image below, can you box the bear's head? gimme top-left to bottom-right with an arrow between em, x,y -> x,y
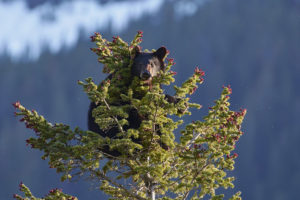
131,46 -> 167,81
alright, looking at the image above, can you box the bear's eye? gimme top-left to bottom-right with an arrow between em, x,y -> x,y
150,61 -> 157,68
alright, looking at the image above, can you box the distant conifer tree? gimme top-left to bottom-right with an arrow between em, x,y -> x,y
13,31 -> 246,200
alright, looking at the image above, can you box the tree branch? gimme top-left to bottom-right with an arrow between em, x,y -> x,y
94,170 -> 147,200
181,161 -> 210,200
102,98 -> 125,134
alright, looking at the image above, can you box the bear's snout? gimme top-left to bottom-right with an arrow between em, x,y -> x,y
140,70 -> 151,80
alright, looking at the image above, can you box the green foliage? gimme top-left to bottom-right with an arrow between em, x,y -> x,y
13,182 -> 77,200
13,32 -> 246,200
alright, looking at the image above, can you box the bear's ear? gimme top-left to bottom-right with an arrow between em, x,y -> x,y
134,46 -> 141,55
131,46 -> 141,59
134,45 -> 141,53
154,46 -> 167,60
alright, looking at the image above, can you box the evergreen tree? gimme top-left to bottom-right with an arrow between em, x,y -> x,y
13,31 -> 246,200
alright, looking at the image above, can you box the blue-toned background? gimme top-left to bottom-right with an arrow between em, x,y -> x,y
1,0 -> 299,199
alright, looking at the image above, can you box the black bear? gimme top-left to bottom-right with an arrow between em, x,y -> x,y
88,46 -> 180,157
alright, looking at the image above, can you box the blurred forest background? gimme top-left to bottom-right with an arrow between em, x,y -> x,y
1,0 -> 299,199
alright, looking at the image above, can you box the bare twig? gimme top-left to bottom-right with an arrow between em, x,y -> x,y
185,130 -> 203,148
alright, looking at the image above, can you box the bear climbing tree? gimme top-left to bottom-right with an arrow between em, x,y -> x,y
13,31 -> 246,200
